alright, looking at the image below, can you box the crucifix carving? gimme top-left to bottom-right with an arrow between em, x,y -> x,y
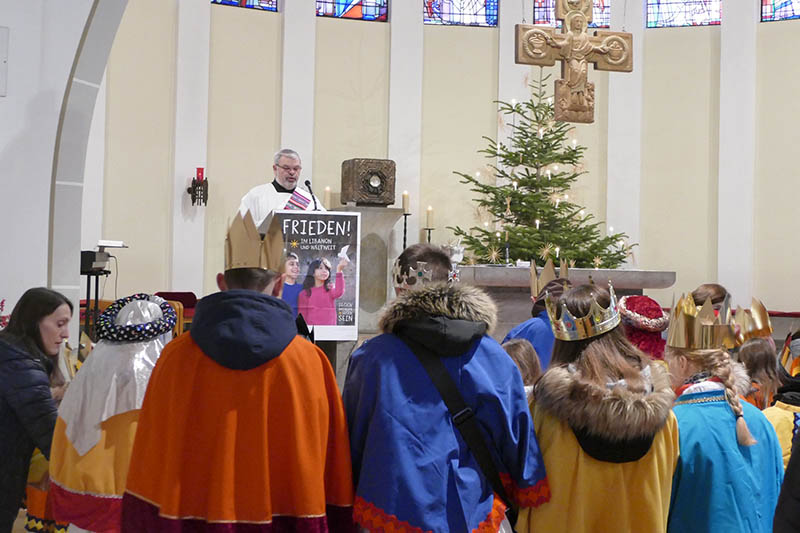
515,0 -> 633,123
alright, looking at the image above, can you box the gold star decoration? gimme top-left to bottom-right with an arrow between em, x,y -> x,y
539,243 -> 554,261
290,240 -> 299,248
487,247 -> 502,264
593,256 -> 603,269
466,255 -> 478,266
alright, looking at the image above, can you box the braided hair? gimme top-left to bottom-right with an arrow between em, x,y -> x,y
678,348 -> 757,446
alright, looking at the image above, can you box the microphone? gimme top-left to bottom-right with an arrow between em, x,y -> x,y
305,180 -> 319,211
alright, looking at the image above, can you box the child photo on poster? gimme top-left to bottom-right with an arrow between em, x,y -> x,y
267,211 -> 360,341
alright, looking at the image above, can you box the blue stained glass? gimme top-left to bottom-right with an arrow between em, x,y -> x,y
423,0 -> 499,27
533,0 -> 611,29
762,0 -> 800,21
316,0 -> 389,21
646,0 -> 721,28
211,0 -> 277,11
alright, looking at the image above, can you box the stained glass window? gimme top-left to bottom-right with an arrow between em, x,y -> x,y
423,1 -> 499,27
646,0 -> 721,28
533,0 -> 611,28
762,0 -> 800,21
316,1 -> 389,21
211,0 -> 277,11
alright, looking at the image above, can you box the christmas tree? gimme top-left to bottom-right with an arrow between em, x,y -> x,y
451,70 -> 632,268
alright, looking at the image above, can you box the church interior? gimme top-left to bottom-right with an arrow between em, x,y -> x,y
4,1 -> 800,532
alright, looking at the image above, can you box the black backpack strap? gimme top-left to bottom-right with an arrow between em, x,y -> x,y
406,339 -> 519,526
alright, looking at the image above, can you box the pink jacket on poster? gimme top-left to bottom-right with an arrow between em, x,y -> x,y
298,272 -> 345,325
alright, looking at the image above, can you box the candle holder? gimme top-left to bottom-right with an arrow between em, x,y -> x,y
423,227 -> 434,244
402,213 -> 411,249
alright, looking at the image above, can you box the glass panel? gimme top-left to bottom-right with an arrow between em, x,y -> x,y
423,0 -> 499,27
316,0 -> 389,21
646,0 -> 721,28
211,0 -> 278,11
533,0 -> 612,28
762,0 -> 800,21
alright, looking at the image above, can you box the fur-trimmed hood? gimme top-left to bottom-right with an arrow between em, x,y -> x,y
535,361 -> 675,462
379,283 -> 497,335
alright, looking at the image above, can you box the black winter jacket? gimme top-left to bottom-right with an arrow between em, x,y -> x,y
775,442 -> 800,533
0,338 -> 58,531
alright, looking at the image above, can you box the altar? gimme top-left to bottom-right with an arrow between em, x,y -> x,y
458,266 -> 676,341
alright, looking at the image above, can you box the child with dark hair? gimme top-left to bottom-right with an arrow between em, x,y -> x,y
502,338 -> 542,392
281,252 -> 302,317
297,256 -> 348,325
740,336 -> 780,410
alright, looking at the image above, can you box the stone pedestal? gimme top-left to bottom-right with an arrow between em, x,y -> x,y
459,266 -> 676,342
322,207 -> 402,386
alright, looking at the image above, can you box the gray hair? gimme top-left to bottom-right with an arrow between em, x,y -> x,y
273,148 -> 301,166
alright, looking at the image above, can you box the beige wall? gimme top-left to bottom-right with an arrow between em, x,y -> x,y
203,7 -> 283,293
640,27 -> 721,303
754,21 -> 800,310
420,26 -> 499,245
313,17 -> 390,200
103,0 -> 177,298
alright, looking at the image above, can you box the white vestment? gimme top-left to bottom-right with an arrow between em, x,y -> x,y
239,182 -> 325,227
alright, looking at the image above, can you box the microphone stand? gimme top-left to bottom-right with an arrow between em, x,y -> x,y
304,180 -> 319,211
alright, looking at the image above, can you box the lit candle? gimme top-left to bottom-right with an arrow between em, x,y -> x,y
511,98 -> 517,105
426,206 -> 434,228
579,209 -> 585,217
555,199 -> 560,208
572,139 -> 577,147
609,226 -> 614,233
554,165 -> 559,172
512,181 -> 518,191
324,186 -> 331,209
483,221 -> 489,229
475,171 -> 481,178
495,231 -> 501,239
555,247 -> 560,258
546,170 -> 551,180
402,190 -> 410,214
564,194 -> 569,200
196,167 -> 204,182
535,219 -> 540,230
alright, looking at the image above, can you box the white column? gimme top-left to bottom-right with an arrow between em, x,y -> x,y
606,0 -> 645,257
717,2 -> 756,304
170,0 -> 210,294
497,0 -> 530,151
281,0 -> 316,178
387,1 -> 424,250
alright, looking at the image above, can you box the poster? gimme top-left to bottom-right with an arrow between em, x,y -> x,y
272,211 -> 360,341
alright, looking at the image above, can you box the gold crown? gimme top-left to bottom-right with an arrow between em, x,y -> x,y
545,281 -> 620,341
734,298 -> 772,344
666,294 -> 737,350
530,258 -> 569,298
225,211 -> 285,272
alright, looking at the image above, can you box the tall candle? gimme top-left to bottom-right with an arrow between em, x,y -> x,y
402,191 -> 410,214
324,186 -> 331,209
426,206 -> 434,228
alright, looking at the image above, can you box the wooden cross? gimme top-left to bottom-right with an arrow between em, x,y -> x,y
515,0 -> 633,123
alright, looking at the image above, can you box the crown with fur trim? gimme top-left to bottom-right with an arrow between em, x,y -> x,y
225,211 -> 285,272
545,281 -> 621,341
666,293 -> 737,350
531,258 -> 569,298
733,298 -> 773,344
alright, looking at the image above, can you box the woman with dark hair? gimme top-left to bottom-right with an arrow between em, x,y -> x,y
740,336 -> 780,410
0,288 -> 72,531
296,257 -> 347,325
516,284 -> 678,532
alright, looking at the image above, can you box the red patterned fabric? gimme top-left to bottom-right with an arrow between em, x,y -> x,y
498,473 -> 552,508
353,495 -> 510,533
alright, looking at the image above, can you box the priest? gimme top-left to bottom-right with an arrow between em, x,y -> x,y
239,148 -> 325,227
